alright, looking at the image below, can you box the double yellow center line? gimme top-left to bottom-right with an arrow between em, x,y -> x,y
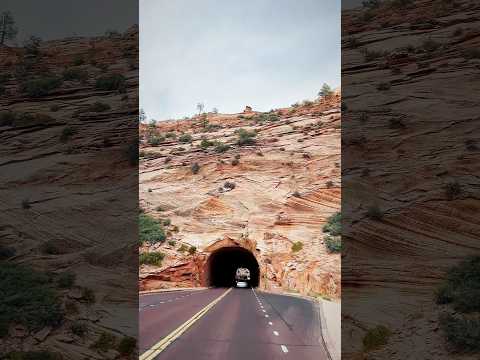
140,288 -> 232,360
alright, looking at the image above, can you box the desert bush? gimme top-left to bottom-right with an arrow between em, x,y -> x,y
139,214 -> 166,244
231,158 -> 239,166
168,240 -> 176,246
0,245 -> 16,260
179,133 -> 193,143
191,162 -> 200,174
165,132 -> 176,139
57,272 -> 76,289
200,139 -> 215,149
0,264 -> 63,337
21,76 -> 63,97
62,67 -> 88,82
72,54 -> 85,66
366,205 -> 383,220
291,241 -> 303,252
363,325 -> 391,351
178,244 -> 189,252
323,212 -> 341,236
326,180 -> 334,188
70,321 -> 88,337
95,74 -> 126,91
377,82 -> 391,91
139,252 -> 165,266
60,126 -> 76,142
214,142 -> 230,153
148,135 -> 164,146
445,181 -> 462,200
162,218 -> 171,226
117,336 -> 137,356
318,83 -> 334,98
325,235 -> 341,253
92,331 -> 116,352
224,181 -> 236,190
440,313 -> 480,352
188,246 -> 197,255
236,128 -> 257,146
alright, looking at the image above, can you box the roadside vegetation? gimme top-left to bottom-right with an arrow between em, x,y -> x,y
139,213 -> 166,244
0,263 -> 63,338
323,212 -> 341,253
436,256 -> 480,352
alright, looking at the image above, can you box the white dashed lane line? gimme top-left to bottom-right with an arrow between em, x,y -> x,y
281,345 -> 289,353
268,321 -> 273,326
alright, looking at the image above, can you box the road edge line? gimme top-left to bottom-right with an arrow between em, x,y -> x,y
140,287 -> 232,360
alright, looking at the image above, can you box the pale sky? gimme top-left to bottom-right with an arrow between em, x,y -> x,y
140,0 -> 341,120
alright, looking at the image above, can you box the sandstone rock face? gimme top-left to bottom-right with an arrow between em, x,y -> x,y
140,96 -> 341,299
342,1 -> 480,359
0,28 -> 138,358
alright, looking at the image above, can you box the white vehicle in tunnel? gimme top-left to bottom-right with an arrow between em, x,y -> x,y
235,281 -> 248,288
235,267 -> 250,288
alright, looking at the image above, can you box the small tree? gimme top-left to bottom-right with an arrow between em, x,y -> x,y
196,102 -> 204,115
0,11 -> 17,45
139,108 -> 147,123
212,107 -> 218,114
318,83 -> 334,99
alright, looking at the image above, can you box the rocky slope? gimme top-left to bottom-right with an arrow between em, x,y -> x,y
139,94 -> 341,300
0,28 -> 138,359
342,0 -> 480,359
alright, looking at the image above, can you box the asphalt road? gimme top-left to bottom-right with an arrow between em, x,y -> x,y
139,288 -> 329,360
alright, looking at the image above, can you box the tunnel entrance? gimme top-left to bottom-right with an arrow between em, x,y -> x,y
206,246 -> 260,287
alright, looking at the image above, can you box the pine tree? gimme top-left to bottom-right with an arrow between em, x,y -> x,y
0,11 -> 18,45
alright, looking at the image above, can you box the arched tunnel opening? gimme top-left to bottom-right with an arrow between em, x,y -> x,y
206,247 -> 260,288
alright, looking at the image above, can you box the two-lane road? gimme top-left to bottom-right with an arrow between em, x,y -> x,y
139,288 -> 329,360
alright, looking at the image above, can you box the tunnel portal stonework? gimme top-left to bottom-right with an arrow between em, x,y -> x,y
139,237 -> 265,291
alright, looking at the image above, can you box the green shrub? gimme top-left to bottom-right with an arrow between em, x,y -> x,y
139,252 -> 165,266
236,128 -> 257,146
21,76 -> 63,97
323,212 -> 341,236
224,181 -> 236,190
92,331 -> 116,352
377,82 -> 391,91
325,235 -> 341,253
214,142 -> 230,153
188,246 -> 197,255
62,67 -> 88,82
0,245 -> 16,260
162,218 -> 171,226
445,181 -> 462,200
95,74 -> 126,91
70,321 -> 88,337
178,133 -> 193,143
178,244 -> 189,253
60,126 -> 76,142
148,135 -> 165,146
366,205 -> 383,220
0,264 -> 63,337
191,162 -> 200,174
168,240 -> 176,246
200,139 -> 214,149
363,325 -> 391,351
57,272 -> 76,289
139,214 -> 166,244
165,132 -> 176,139
291,241 -> 303,252
439,313 -> 480,352
117,336 -> 137,355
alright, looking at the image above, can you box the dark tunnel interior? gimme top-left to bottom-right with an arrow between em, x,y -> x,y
206,247 -> 260,287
